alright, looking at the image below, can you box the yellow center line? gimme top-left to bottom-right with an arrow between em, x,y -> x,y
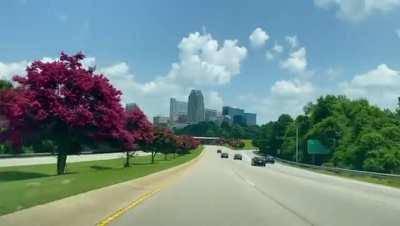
96,188 -> 161,226
96,148 -> 206,226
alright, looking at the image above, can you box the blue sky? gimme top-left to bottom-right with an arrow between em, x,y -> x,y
1,0 -> 400,124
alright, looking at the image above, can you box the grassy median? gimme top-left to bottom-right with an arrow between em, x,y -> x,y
241,139 -> 257,150
281,162 -> 400,189
0,147 -> 202,216
311,168 -> 400,189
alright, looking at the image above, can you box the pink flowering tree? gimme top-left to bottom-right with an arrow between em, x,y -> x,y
143,127 -> 178,163
0,53 -> 132,174
123,106 -> 154,167
177,135 -> 200,154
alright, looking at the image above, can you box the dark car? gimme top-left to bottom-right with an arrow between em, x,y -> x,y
251,156 -> 266,166
221,152 -> 229,158
233,153 -> 242,160
217,149 -> 222,154
265,155 -> 275,164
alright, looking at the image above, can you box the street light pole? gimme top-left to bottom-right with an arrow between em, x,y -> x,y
296,126 -> 299,163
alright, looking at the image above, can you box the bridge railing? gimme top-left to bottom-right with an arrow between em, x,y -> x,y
275,157 -> 400,180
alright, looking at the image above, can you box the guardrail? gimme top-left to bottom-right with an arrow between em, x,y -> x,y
275,157 -> 400,180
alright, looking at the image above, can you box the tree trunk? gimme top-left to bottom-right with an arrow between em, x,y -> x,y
151,152 -> 156,164
124,151 -> 130,167
57,153 -> 67,175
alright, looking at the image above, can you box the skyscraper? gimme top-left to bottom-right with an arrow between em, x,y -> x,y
222,106 -> 244,119
153,116 -> 169,128
169,98 -> 188,122
222,106 -> 257,126
244,113 -> 257,126
187,89 -> 205,123
125,103 -> 138,112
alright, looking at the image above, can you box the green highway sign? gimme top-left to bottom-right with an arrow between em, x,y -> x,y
307,139 -> 330,154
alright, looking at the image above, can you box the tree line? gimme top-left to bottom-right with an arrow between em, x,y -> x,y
253,95 -> 400,174
174,121 -> 260,139
0,53 -> 200,175
175,95 -> 400,174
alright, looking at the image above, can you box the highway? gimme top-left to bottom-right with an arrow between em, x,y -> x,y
111,145 -> 400,226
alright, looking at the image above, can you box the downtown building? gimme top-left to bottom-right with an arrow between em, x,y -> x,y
169,98 -> 188,122
187,89 -> 205,123
222,106 -> 257,126
125,102 -> 139,112
153,115 -> 169,128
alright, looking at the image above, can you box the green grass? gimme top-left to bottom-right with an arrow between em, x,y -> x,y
241,139 -> 257,150
285,163 -> 400,189
0,147 -> 202,216
312,168 -> 400,189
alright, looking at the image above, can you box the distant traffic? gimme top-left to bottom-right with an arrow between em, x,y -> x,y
217,149 -> 275,167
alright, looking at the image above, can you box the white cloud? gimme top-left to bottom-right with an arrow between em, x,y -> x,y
170,32 -> 247,85
271,79 -> 315,98
204,91 -> 224,110
281,47 -> 307,74
314,0 -> 400,22
249,27 -> 270,48
265,51 -> 274,61
273,43 -> 284,53
326,67 -> 342,81
340,64 -> 400,108
285,35 -> 299,48
239,80 -> 317,122
0,60 -> 28,81
265,43 -> 284,62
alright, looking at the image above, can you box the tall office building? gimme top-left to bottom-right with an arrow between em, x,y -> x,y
125,103 -> 138,112
187,90 -> 205,123
153,116 -> 169,128
169,98 -> 188,122
222,106 -> 244,119
244,113 -> 257,126
222,106 -> 257,126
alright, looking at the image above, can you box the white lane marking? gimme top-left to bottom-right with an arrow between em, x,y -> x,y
241,151 -> 252,162
245,179 -> 255,187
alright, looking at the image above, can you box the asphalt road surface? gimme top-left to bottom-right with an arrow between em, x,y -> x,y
111,145 -> 400,226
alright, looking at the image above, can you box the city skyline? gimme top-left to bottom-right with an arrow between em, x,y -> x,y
154,89 -> 257,127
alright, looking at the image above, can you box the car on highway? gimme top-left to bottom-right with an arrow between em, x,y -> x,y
217,149 -> 222,154
221,153 -> 229,158
265,155 -> 275,164
233,153 -> 242,160
251,156 -> 266,166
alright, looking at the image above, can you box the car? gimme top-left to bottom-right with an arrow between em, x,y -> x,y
233,153 -> 242,160
265,155 -> 275,164
217,149 -> 222,154
221,153 -> 229,158
251,156 -> 266,166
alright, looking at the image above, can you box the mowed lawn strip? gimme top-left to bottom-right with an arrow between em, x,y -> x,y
311,167 -> 400,189
0,147 -> 202,216
241,139 -> 257,150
